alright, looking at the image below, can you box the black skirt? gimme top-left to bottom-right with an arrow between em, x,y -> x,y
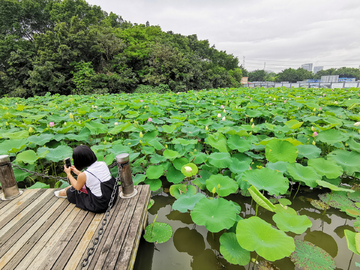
66,177 -> 118,213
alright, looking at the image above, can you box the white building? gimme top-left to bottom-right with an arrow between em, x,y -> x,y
301,63 -> 313,72
313,66 -> 323,74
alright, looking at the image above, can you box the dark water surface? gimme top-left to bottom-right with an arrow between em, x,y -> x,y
134,188 -> 360,270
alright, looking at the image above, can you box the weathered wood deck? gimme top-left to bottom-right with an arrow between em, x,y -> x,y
0,185 -> 150,270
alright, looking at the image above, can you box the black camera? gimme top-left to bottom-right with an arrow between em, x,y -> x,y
65,157 -> 71,168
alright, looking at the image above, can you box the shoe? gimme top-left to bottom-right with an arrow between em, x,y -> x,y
54,189 -> 67,198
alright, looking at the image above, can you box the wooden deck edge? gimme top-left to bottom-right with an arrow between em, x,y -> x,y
127,185 -> 151,270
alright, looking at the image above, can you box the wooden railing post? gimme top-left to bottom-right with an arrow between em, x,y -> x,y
0,155 -> 22,200
116,153 -> 137,199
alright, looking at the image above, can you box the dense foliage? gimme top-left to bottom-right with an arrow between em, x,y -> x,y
0,0 -> 242,97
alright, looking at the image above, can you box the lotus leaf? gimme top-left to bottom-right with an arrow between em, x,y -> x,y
316,180 -> 355,193
147,138 -> 164,150
28,182 -> 50,189
144,178 -> 162,191
65,128 -> 91,142
236,216 -> 295,261
170,184 -> 197,199
310,199 -> 330,210
148,199 -> 155,209
219,232 -> 250,266
319,193 -> 355,209
348,191 -> 360,202
205,132 -> 228,152
146,164 -> 165,179
166,165 -> 184,184
15,150 -> 38,164
172,193 -> 206,213
27,134 -> 55,146
193,153 -> 208,164
1,130 -> 29,140
163,149 -> 181,160
347,138 -> 360,153
0,139 -> 27,154
297,144 -> 321,159
287,163 -> 319,188
144,222 -> 172,243
173,157 -> 189,170
227,135 -> 251,152
248,185 -> 276,212
162,124 -> 178,133
241,168 -> 289,196
208,152 -> 232,168
273,208 -> 312,234
85,121 -> 108,135
317,129 -> 349,145
327,149 -> 360,175
37,145 -> 73,162
229,158 -> 250,174
308,158 -> 343,179
108,122 -> 132,134
150,154 -> 167,164
206,174 -> 238,197
181,163 -> 198,177
344,230 -> 360,256
266,161 -> 288,173
133,174 -> 146,185
191,197 -> 237,232
13,163 -> 35,182
171,138 -> 198,145
290,240 -> 336,270
265,139 -> 298,163
285,119 -> 303,129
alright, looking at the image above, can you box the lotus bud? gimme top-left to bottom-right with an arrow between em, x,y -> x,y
212,187 -> 216,194
104,140 -> 107,144
223,109 -> 226,113
128,142 -> 131,145
114,122 -> 118,125
64,122 -> 67,126
29,127 -> 34,133
251,123 -> 255,129
217,113 -> 221,118
206,125 -> 209,131
311,126 -> 315,131
139,132 -> 143,138
5,122 -> 9,126
221,105 -> 225,109
217,184 -> 221,189
69,113 -> 74,119
139,140 -> 143,144
165,144 -> 168,148
184,166 -> 192,173
313,132 -> 318,137
354,122 -> 360,127
312,140 -> 316,145
109,137 -> 113,141
313,108 -> 316,112
249,131 -> 252,135
250,118 -> 253,123
334,101 -> 338,104
222,116 -> 226,121
148,117 -> 153,122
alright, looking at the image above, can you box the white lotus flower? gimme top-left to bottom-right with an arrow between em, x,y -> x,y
184,166 -> 192,173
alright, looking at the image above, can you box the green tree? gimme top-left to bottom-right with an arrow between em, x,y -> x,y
249,70 -> 267,81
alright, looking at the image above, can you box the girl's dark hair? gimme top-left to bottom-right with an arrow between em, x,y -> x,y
72,145 -> 97,171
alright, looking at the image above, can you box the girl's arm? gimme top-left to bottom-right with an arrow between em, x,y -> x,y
64,165 -> 86,190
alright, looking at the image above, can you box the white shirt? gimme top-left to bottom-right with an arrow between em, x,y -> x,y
84,161 -> 111,197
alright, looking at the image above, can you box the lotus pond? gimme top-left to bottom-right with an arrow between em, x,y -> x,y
1,87 -> 360,269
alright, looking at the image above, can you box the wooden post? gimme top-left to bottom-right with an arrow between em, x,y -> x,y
116,153 -> 137,199
0,155 -> 22,200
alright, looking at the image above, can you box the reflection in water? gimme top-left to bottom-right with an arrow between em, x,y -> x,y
334,225 -> 355,239
173,227 -> 205,256
191,249 -> 222,270
304,230 -> 338,258
167,210 -> 193,225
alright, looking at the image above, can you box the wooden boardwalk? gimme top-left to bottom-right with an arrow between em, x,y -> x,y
0,185 -> 150,270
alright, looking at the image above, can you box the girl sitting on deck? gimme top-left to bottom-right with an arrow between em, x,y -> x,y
54,145 -> 118,213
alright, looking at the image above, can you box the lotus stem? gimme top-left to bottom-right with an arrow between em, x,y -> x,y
322,191 -> 333,215
347,252 -> 354,270
255,203 -> 259,216
293,183 -> 301,200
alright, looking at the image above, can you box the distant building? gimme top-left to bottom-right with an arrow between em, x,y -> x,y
313,66 -> 323,74
301,63 -> 313,72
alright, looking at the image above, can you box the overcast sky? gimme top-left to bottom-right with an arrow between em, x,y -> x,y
87,0 -> 360,73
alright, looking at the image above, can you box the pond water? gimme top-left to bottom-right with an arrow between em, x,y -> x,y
134,186 -> 360,270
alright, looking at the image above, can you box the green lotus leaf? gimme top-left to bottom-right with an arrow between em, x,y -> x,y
163,149 -> 182,160
77,105 -> 91,115
219,232 -> 250,266
172,193 -> 206,213
15,150 -> 38,164
13,163 -> 35,182
328,150 -> 360,175
171,138 -> 198,145
193,153 -> 208,164
144,178 -> 162,191
172,157 -> 189,170
108,122 -> 132,135
308,158 -> 343,179
144,222 -> 172,243
169,184 -> 197,199
236,216 -> 295,261
297,144 -> 321,159
317,129 -> 349,145
65,127 -> 91,142
148,199 -> 155,210
147,138 -> 164,150
278,198 -> 292,206
266,161 -> 289,173
27,134 -> 55,146
28,182 -> 50,189
1,130 -> 29,140
133,174 -> 146,185
166,165 -> 185,184
208,152 -> 232,168
241,168 -> 289,196
206,174 -> 238,197
205,132 -> 228,152
181,163 -> 198,177
227,135 -> 251,152
229,158 -> 251,174
273,209 -> 312,234
37,145 -> 73,162
348,191 -> 360,202
191,197 -> 237,232
347,138 -> 360,153
162,124 -> 178,134
248,185 -> 276,212
285,119 -> 303,129
146,164 -> 165,179
341,207 -> 360,217
319,192 -> 355,209
290,240 -> 336,270
0,139 -> 27,154
265,139 -> 297,163
85,121 -> 108,135
287,163 -> 320,188
150,154 -> 167,164
316,180 -> 355,193
344,230 -> 360,256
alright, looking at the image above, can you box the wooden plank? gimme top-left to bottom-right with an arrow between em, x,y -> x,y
0,189 -> 33,215
79,188 -> 127,270
125,185 -> 150,270
0,189 -> 52,233
51,212 -> 95,270
15,202 -> 76,270
64,212 -> 104,270
93,190 -> 137,269
0,198 -> 66,269
0,195 -> 58,249
112,185 -> 150,270
29,206 -> 81,269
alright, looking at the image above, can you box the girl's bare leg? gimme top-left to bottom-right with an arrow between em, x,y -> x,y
59,186 -> 71,197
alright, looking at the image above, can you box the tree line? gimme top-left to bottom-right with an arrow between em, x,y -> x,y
247,67 -> 360,83
0,0 -> 242,97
